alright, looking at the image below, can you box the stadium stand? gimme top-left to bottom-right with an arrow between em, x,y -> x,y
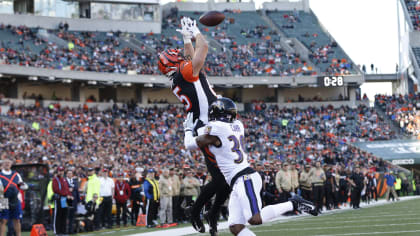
0,102 -> 397,168
413,47 -> 420,65
0,8 -> 356,77
266,10 -> 354,75
405,0 -> 420,30
375,93 -> 420,138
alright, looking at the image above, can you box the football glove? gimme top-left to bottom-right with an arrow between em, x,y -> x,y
176,17 -> 193,44
183,112 -> 196,132
189,19 -> 201,38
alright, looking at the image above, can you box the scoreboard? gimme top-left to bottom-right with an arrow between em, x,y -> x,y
317,76 -> 345,87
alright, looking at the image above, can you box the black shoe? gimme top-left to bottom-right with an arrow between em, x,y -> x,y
209,227 -> 218,236
146,224 -> 156,228
204,212 -> 218,236
191,215 -> 205,233
289,194 -> 318,216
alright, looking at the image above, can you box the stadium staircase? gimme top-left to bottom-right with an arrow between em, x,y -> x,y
374,104 -> 405,138
267,10 -> 355,73
413,47 -> 420,66
260,10 -> 319,74
123,35 -> 156,54
37,29 -> 67,48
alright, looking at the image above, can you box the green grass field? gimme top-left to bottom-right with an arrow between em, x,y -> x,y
22,197 -> 420,236
213,198 -> 420,236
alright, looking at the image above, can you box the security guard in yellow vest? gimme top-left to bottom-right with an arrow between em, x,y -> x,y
85,168 -> 101,205
395,176 -> 402,196
143,169 -> 160,228
47,179 -> 54,209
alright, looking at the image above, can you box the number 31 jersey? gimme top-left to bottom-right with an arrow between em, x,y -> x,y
171,61 -> 218,124
205,120 -> 250,185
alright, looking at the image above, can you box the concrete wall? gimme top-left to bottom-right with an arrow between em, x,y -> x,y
142,88 -> 178,103
241,86 -> 275,102
1,99 -> 121,112
0,14 -> 161,33
410,31 -> 420,47
163,2 -> 255,12
116,87 -> 136,102
18,83 -> 71,100
80,87 -> 99,102
214,2 -> 256,11
0,64 -> 364,86
279,86 -> 347,102
263,0 -> 309,12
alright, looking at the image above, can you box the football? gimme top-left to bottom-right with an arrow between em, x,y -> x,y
199,11 -> 225,27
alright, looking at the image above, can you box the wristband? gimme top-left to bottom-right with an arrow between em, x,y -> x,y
184,38 -> 192,44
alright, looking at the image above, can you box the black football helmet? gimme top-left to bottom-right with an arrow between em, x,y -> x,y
208,97 -> 237,123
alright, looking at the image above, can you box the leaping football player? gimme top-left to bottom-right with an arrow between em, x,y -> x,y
158,17 -> 230,235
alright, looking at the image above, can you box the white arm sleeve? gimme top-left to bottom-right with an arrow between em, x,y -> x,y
184,130 -> 199,150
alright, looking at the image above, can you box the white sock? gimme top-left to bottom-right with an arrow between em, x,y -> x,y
238,227 -> 256,236
260,201 -> 293,223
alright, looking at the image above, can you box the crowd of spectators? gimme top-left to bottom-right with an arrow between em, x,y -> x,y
0,24 -> 158,75
0,102 -> 398,170
0,98 -> 415,233
405,0 -> 420,30
0,9 -> 356,77
375,93 -> 420,138
267,11 -> 353,75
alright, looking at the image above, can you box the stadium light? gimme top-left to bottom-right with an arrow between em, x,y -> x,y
144,83 -> 153,88
0,74 -> 3,78
28,76 -> 38,81
268,84 -> 279,88
88,81 -> 97,85
122,82 -> 132,87
62,79 -> 72,84
243,84 -> 254,88
48,76 -> 55,81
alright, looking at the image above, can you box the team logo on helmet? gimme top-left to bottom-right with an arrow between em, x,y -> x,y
158,49 -> 184,77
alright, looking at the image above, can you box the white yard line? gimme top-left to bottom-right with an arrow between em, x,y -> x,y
311,229 -> 420,236
274,217 -> 420,226
251,222 -> 420,232
130,196 -> 420,236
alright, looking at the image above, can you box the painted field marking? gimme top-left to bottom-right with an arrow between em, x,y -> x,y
311,229 -> 420,236
252,222 -> 420,232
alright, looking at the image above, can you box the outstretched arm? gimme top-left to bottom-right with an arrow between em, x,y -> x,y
177,17 -> 194,59
183,113 -> 220,150
184,131 -> 220,150
192,29 -> 208,77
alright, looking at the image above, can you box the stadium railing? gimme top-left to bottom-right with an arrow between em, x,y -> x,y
0,13 -> 161,34
0,64 -> 364,86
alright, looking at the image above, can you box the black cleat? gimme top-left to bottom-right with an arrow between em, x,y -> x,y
204,212 -> 218,236
289,194 -> 318,216
191,215 -> 205,233
209,228 -> 218,236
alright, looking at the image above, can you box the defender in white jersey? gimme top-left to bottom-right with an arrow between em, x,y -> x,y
183,98 -> 317,236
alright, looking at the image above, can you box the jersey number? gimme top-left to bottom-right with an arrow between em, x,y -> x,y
173,86 -> 192,111
228,135 -> 245,164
